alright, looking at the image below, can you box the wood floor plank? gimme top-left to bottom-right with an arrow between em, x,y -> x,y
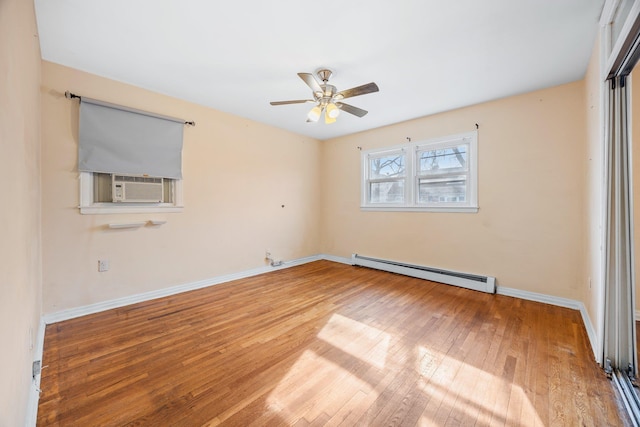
37,260 -> 629,426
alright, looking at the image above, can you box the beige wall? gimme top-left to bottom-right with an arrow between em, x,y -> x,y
0,0 -> 42,425
321,82 -> 587,300
583,33 -> 605,358
41,62 -> 322,314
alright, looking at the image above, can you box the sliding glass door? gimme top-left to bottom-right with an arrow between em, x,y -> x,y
601,1 -> 640,423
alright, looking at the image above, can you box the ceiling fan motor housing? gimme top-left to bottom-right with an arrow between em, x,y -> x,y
315,84 -> 338,106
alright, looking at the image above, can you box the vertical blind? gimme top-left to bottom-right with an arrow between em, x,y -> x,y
78,97 -> 184,179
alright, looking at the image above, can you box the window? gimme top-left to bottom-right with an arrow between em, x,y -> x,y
72,95 -> 188,214
367,149 -> 406,204
361,131 -> 478,212
79,172 -> 184,214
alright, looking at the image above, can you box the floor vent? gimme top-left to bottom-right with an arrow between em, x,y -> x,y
351,254 -> 496,294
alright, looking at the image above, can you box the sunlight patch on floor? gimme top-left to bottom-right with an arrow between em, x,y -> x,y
266,314 -> 390,423
317,313 -> 390,369
266,349 -> 376,424
416,346 -> 543,426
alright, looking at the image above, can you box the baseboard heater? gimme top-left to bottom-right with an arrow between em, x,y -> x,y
351,254 -> 496,294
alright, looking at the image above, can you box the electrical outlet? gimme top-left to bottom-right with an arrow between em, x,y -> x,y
98,259 -> 109,272
32,360 -> 41,379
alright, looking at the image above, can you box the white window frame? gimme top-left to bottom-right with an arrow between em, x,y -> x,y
361,131 -> 478,213
79,172 -> 184,214
363,147 -> 408,205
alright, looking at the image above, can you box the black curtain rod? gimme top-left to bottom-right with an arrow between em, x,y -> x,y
65,91 -> 80,100
64,91 -> 196,126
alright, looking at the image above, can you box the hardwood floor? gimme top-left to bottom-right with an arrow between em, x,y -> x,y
37,260 -> 628,426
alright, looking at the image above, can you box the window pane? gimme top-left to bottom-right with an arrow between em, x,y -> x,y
369,181 -> 405,203
163,179 -> 174,204
93,172 -> 112,202
369,154 -> 405,179
418,176 -> 467,204
418,145 -> 467,174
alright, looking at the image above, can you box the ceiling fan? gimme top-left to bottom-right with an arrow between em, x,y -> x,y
270,69 -> 379,124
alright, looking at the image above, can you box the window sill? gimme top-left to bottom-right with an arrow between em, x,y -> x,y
360,205 -> 478,213
80,204 -> 184,215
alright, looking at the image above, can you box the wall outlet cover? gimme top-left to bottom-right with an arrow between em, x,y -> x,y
98,259 -> 109,272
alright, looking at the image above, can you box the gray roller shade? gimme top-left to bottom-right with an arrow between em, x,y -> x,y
78,97 -> 184,179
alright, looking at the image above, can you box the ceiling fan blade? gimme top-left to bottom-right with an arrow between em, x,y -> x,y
270,99 -> 314,106
336,82 -> 379,100
298,73 -> 323,93
336,102 -> 368,117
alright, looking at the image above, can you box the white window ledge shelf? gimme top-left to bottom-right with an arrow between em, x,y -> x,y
107,222 -> 147,229
360,206 -> 479,213
107,220 -> 169,229
80,205 -> 183,215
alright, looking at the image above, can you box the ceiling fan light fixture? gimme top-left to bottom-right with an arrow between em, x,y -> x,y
307,105 -> 322,122
324,112 -> 336,124
326,102 -> 340,119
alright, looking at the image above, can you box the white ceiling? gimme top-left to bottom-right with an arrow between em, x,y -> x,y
34,0 -> 605,141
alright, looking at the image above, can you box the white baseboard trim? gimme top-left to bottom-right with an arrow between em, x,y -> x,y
320,254 -> 352,265
496,286 -> 582,309
497,285 -> 599,361
25,318 -> 46,427
580,302 -> 599,363
43,254 -> 324,325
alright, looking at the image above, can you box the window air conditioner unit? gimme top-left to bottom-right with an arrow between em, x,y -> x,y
112,175 -> 164,203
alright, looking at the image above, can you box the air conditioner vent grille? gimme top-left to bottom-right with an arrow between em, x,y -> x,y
113,175 -> 162,184
112,175 -> 164,203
